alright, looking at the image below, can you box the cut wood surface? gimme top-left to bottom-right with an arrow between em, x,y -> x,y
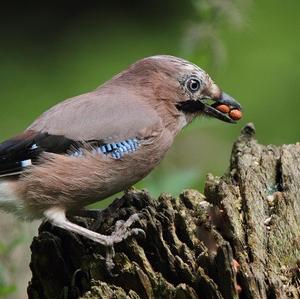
28,124 -> 300,299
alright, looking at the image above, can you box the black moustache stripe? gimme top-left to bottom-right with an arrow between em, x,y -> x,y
176,100 -> 205,113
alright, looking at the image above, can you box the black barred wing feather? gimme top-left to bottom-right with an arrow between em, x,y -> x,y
0,131 -> 74,177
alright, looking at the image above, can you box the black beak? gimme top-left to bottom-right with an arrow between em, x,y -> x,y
214,92 -> 241,110
201,92 -> 242,123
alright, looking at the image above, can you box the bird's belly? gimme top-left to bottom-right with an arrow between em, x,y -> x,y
101,149 -> 164,196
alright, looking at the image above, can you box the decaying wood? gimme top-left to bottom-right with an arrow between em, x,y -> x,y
27,123 -> 300,299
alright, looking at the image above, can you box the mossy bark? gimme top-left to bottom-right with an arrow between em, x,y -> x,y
28,124 -> 300,299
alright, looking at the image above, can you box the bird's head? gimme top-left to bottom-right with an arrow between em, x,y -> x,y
118,55 -> 242,127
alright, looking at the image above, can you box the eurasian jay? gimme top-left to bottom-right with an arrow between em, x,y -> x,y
0,55 -> 242,267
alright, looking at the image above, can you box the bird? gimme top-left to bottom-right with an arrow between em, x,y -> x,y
0,55 -> 242,268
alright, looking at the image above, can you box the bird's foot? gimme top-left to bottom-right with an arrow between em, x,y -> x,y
110,213 -> 145,243
44,207 -> 145,272
96,213 -> 145,271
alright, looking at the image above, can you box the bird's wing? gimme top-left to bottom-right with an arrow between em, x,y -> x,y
29,88 -> 161,141
0,89 -> 162,176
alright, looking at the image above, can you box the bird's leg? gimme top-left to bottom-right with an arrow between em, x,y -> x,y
44,207 -> 144,270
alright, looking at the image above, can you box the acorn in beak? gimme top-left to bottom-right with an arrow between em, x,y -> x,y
200,92 -> 242,123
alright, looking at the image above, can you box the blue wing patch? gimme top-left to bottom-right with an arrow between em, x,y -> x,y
70,138 -> 140,159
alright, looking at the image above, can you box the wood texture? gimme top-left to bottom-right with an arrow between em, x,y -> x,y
27,124 -> 300,299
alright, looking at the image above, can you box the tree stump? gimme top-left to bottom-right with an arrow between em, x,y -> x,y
27,124 -> 300,299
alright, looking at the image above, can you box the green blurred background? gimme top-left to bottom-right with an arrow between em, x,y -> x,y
0,0 -> 299,297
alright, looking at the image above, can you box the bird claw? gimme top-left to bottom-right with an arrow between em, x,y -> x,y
99,213 -> 145,271
132,227 -> 146,237
110,213 -> 144,242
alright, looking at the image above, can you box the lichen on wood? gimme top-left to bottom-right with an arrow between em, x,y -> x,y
28,124 -> 300,299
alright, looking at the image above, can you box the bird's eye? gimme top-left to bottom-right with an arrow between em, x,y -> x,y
187,78 -> 201,92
